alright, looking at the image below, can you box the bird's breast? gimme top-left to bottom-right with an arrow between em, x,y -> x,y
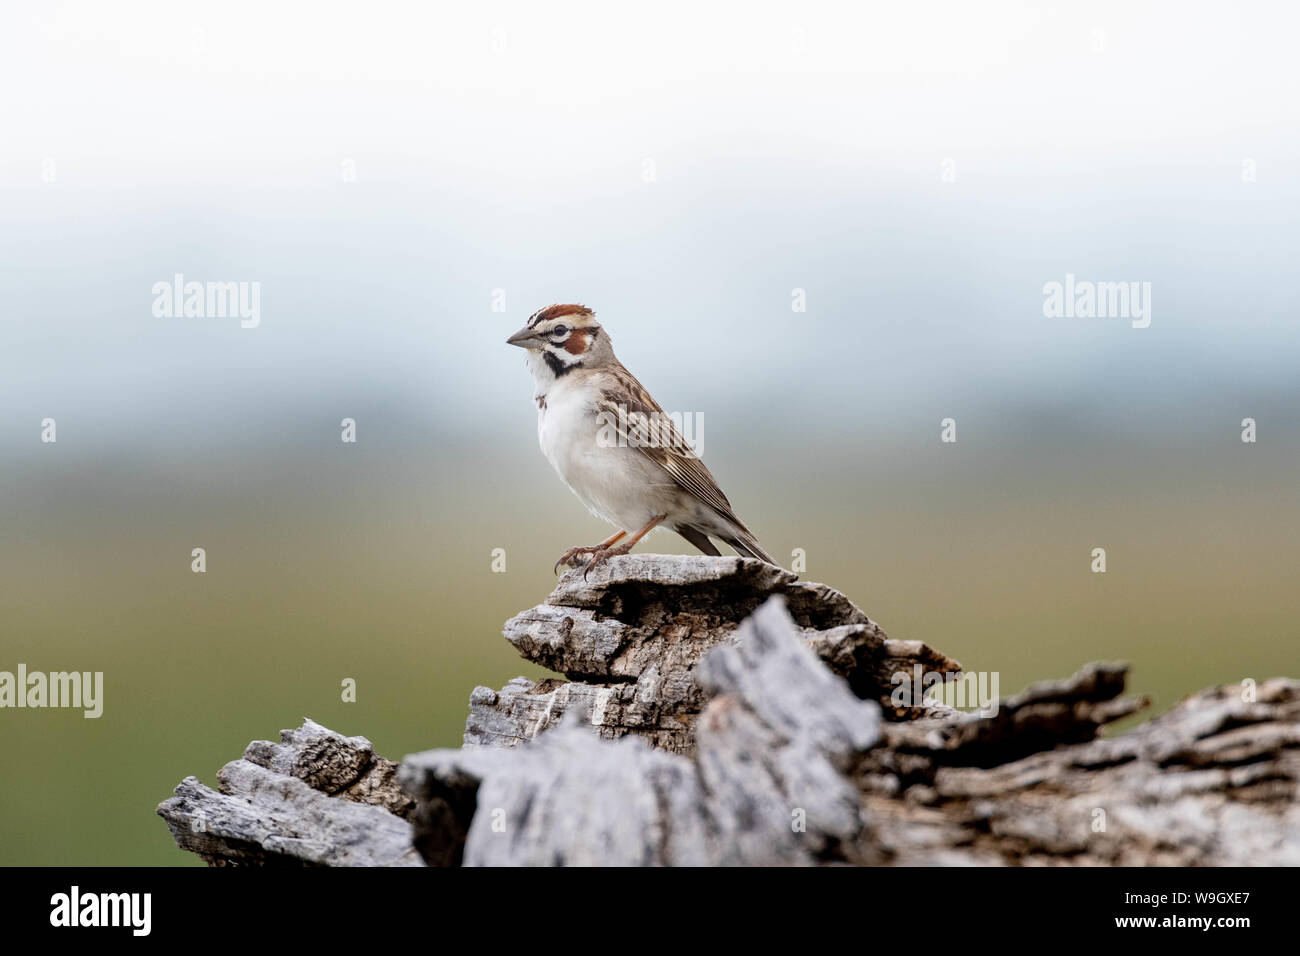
536,386 -> 595,473
534,384 -> 666,528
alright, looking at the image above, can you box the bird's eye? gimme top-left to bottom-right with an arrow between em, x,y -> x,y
551,324 -> 569,337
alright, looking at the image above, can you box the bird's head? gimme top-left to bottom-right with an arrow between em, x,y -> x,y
506,303 -> 609,378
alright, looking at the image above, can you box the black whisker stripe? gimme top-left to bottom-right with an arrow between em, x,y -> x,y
543,351 -> 579,377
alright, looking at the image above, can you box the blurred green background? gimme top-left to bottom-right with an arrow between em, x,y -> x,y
4,429 -> 1297,865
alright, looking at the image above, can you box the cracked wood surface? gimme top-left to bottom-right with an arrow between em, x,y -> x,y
403,598 -> 882,865
157,719 -> 421,866
158,554 -> 1300,866
470,554 -> 958,752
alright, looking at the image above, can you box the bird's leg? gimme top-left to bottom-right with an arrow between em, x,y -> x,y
554,529 -> 627,574
582,514 -> 666,580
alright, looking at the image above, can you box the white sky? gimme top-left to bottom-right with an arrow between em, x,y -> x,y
3,1 -> 1296,184
2,1 -> 1297,455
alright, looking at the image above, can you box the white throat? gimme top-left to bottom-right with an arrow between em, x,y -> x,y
524,349 -> 556,402
523,347 -> 586,402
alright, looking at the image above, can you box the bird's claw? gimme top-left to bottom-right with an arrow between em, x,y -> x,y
581,543 -> 633,581
580,550 -> 606,581
554,546 -> 598,575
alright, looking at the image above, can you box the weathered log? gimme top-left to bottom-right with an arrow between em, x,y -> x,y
405,594 -> 1300,866
402,597 -> 883,865
861,671 -> 1300,865
157,719 -> 421,866
158,555 -> 1300,866
467,555 -> 959,753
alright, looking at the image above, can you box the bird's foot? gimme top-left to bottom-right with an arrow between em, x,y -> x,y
580,541 -> 635,581
554,545 -> 603,575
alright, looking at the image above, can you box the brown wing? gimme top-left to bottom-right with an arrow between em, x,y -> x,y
598,364 -> 751,531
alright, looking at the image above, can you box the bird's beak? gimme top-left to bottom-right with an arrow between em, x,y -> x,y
506,326 -> 545,349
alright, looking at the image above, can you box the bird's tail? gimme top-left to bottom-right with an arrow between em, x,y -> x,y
722,528 -> 778,566
676,518 -> 779,566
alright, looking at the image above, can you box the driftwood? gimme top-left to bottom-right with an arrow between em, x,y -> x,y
158,719 -> 421,866
470,556 -> 958,753
158,555 -> 1300,866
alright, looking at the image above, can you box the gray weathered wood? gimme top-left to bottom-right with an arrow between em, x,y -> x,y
861,672 -> 1300,865
403,597 -> 883,865
469,554 -> 958,752
407,595 -> 1300,865
157,719 -> 421,866
159,555 -> 1300,866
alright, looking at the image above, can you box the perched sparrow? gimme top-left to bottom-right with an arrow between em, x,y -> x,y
507,303 -> 776,577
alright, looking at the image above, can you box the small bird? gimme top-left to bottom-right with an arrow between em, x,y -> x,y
507,304 -> 777,576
